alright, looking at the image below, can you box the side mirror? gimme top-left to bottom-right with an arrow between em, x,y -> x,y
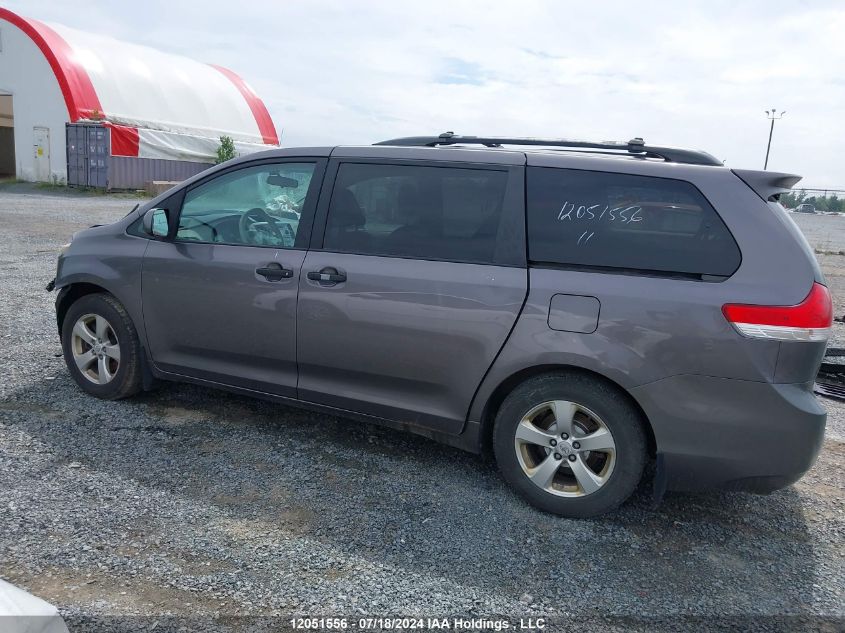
142,208 -> 169,237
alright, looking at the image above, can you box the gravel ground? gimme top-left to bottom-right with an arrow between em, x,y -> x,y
0,184 -> 843,631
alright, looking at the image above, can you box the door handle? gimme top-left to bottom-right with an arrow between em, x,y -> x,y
256,263 -> 293,281
307,267 -> 347,284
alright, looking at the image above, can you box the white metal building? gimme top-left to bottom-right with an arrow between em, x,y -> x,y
0,7 -> 278,185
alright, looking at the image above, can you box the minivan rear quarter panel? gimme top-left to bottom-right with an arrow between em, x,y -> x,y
469,154 -> 827,490
473,266 -> 781,406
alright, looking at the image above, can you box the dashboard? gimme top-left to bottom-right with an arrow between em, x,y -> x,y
175,210 -> 299,248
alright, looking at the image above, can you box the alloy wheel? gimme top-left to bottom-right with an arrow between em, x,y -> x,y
514,400 -> 616,497
70,313 -> 121,385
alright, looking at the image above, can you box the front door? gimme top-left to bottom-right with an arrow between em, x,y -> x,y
33,126 -> 50,182
142,159 -> 324,397
297,159 -> 528,434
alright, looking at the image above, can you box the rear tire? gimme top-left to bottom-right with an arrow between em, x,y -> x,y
493,371 -> 646,518
61,293 -> 142,400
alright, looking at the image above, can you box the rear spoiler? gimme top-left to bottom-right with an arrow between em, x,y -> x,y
732,169 -> 802,202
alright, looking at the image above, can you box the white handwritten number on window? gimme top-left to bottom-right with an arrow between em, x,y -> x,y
557,200 -> 644,246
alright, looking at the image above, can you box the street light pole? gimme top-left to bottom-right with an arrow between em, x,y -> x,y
764,109 -> 786,170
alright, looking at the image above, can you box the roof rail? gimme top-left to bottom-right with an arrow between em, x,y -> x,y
374,132 -> 723,166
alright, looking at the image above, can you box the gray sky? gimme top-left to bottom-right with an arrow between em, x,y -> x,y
9,0 -> 844,188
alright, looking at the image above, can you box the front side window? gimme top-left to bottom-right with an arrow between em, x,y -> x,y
324,163 -> 512,264
177,162 -> 315,247
527,167 -> 741,277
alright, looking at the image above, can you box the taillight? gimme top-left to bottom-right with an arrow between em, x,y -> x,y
722,282 -> 833,342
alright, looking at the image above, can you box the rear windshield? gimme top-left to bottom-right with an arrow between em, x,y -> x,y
527,167 -> 741,277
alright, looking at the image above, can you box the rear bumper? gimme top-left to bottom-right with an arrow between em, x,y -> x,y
630,375 -> 826,493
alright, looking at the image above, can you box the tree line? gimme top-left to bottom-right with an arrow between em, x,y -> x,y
780,191 -> 844,213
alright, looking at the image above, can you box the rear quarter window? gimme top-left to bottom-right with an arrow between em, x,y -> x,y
527,167 -> 741,277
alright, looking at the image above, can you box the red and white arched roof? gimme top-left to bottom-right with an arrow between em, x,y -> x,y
0,7 -> 278,148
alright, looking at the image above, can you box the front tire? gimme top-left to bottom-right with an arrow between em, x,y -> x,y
493,372 -> 646,518
61,293 -> 142,400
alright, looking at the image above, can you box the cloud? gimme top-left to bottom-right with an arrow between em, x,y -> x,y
5,0 -> 844,187
434,58 -> 487,86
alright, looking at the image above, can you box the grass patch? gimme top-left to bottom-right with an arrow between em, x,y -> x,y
0,179 -> 149,199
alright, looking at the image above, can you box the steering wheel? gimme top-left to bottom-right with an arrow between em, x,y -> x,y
239,207 -> 285,245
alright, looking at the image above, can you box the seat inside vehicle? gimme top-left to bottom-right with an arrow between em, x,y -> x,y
325,164 -> 508,264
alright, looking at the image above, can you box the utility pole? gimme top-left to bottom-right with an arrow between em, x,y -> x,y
764,109 -> 786,170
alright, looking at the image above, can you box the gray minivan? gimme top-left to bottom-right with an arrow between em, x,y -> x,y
50,134 -> 831,517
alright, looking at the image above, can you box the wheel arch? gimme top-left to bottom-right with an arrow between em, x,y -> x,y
56,282 -> 114,335
477,364 -> 657,458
